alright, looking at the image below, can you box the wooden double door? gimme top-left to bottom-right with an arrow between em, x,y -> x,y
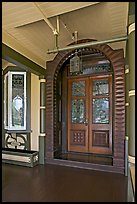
68,75 -> 112,155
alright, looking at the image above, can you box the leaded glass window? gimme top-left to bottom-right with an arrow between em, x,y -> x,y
93,79 -> 109,96
71,99 -> 85,123
82,63 -> 111,75
72,81 -> 85,96
93,98 -> 109,124
4,71 -> 26,130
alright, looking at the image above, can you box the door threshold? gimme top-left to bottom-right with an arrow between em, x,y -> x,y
54,152 -> 113,166
46,157 -> 124,174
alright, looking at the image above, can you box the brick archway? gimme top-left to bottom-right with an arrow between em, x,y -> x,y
46,39 -> 125,174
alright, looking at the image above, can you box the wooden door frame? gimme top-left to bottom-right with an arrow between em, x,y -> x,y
46,39 -> 125,174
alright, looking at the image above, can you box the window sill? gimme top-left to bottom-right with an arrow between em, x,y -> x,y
6,130 -> 32,134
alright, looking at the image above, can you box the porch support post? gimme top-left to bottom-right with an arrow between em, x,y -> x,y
124,31 -> 130,175
125,62 -> 129,176
128,8 -> 135,164
39,76 -> 46,164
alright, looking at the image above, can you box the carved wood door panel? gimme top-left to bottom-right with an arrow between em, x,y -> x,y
68,75 -> 112,155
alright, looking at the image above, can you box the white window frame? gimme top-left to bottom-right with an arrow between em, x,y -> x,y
4,71 -> 26,130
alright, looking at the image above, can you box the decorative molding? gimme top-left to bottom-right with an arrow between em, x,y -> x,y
11,133 -> 16,139
10,141 -> 21,147
129,90 -> 135,97
125,102 -> 129,106
5,132 -> 28,149
40,79 -> 46,83
39,133 -> 46,137
128,23 -> 135,35
128,155 -> 135,164
33,155 -> 39,162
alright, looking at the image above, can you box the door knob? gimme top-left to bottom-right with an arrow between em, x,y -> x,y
84,118 -> 88,126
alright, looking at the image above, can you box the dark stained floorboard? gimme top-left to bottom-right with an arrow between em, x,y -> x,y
2,163 -> 128,202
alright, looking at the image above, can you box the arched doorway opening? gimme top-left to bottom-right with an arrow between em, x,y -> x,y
46,39 -> 125,174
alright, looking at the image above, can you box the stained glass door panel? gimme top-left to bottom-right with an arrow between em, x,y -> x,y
68,76 -> 112,155
68,78 -> 89,153
89,76 -> 112,154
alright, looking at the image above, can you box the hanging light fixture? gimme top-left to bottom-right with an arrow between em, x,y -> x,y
70,50 -> 81,74
70,31 -> 82,74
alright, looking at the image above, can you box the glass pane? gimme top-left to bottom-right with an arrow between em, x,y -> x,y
93,79 -> 109,96
72,81 -> 85,96
71,99 -> 85,123
12,74 -> 24,127
82,63 -> 111,75
70,54 -> 82,73
93,98 -> 109,123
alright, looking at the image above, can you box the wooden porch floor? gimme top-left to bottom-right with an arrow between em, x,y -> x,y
2,163 -> 128,202
55,152 -> 113,166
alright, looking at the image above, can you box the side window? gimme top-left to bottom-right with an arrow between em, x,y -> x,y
4,71 -> 27,130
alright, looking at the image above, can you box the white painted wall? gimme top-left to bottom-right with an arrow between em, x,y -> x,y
31,73 -> 40,150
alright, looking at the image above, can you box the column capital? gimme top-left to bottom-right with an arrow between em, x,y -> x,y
40,79 -> 46,83
125,65 -> 129,74
39,133 -> 46,137
128,155 -> 135,164
128,22 -> 135,35
129,90 -> 135,97
39,75 -> 46,81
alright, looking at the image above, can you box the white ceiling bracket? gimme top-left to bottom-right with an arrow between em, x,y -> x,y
54,31 -> 59,50
34,2 -> 56,34
53,16 -> 60,50
56,16 -> 59,34
34,3 -> 60,50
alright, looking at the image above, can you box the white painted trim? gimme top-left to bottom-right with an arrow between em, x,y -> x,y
5,72 -> 27,130
125,68 -> 129,74
2,154 -> 31,163
129,90 -> 135,97
125,136 -> 129,141
40,106 -> 46,109
39,133 -> 46,137
128,155 -> 135,164
40,79 -> 46,83
4,73 -> 8,129
128,23 -> 135,35
125,102 -> 129,106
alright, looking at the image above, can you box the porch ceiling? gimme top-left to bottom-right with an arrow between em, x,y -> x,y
2,2 -> 129,69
